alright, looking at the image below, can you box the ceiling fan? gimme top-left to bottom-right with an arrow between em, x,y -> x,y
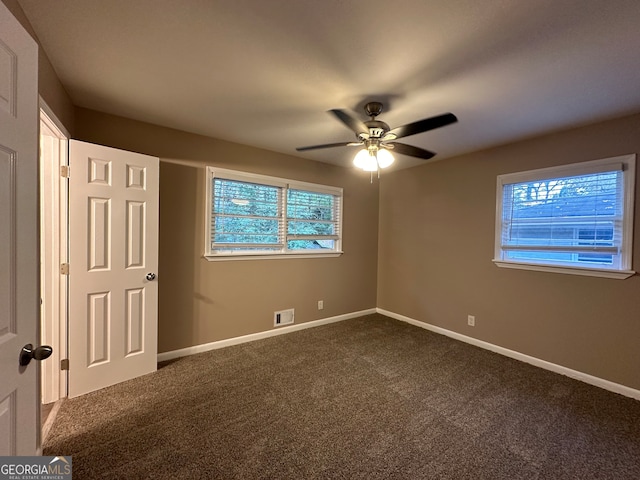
296,102 -> 458,171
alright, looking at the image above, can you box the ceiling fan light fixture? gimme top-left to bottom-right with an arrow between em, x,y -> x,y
376,148 -> 395,168
297,102 -> 457,176
353,147 -> 394,171
353,149 -> 378,171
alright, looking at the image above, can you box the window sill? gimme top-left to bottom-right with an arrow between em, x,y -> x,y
493,260 -> 635,279
204,251 -> 343,262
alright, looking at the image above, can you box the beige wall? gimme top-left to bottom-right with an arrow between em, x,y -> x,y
378,112 -> 640,390
74,107 -> 379,353
2,0 -> 75,132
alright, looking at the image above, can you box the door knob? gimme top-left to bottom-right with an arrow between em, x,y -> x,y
146,273 -> 156,281
19,344 -> 53,366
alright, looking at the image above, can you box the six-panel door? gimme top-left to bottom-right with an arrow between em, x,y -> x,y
68,140 -> 159,398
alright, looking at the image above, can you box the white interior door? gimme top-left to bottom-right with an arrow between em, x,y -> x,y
0,2 -> 41,455
69,140 -> 159,398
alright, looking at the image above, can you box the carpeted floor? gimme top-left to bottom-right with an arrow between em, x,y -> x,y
44,314 -> 640,479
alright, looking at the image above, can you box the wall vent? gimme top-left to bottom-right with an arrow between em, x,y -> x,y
274,308 -> 295,327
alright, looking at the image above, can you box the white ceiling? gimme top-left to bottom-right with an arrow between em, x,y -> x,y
17,0 -> 640,170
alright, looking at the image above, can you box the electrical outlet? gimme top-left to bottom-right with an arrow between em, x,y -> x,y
467,315 -> 475,327
318,300 -> 324,310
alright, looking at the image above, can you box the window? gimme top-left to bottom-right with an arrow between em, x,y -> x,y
493,154 -> 636,279
205,167 -> 342,259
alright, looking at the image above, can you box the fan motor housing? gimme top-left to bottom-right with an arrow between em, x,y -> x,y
364,120 -> 390,138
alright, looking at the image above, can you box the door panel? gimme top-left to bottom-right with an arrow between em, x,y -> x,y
69,140 -> 159,398
87,292 -> 109,366
88,197 -> 110,270
0,1 -> 40,455
126,200 -> 145,267
0,392 -> 16,455
0,149 -> 13,336
125,288 -> 144,355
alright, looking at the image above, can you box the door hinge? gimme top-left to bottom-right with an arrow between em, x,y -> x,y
60,263 -> 69,275
60,165 -> 70,177
61,359 -> 69,370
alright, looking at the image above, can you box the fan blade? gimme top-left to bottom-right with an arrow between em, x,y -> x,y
330,109 -> 369,136
296,141 -> 360,152
388,142 -> 436,160
388,113 -> 457,139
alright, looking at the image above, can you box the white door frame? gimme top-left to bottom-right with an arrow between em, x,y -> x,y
39,98 -> 69,403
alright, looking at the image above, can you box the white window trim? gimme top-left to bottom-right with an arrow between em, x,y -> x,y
493,154 -> 636,279
204,167 -> 343,260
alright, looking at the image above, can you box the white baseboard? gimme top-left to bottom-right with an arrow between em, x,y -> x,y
41,398 -> 63,443
377,308 -> 640,401
157,308 -> 377,363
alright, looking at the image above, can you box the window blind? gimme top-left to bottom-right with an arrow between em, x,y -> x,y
211,178 -> 284,250
500,169 -> 623,266
206,167 -> 343,257
286,189 -> 340,250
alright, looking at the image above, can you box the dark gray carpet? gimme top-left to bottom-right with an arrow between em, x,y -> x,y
44,314 -> 640,479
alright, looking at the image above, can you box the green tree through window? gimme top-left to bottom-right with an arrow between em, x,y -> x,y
206,168 -> 343,257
